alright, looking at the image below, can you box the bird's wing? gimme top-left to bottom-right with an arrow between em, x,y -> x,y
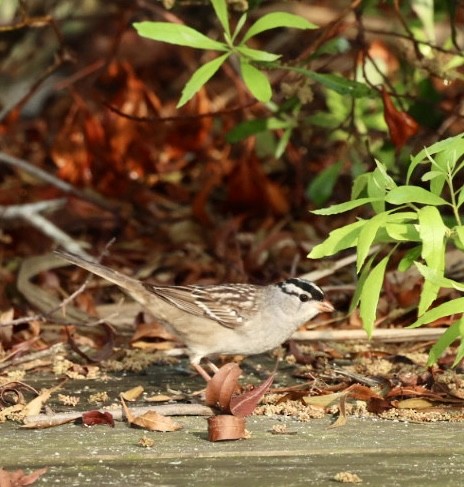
144,284 -> 260,329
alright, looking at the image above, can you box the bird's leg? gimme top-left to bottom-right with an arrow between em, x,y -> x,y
193,363 -> 212,382
206,359 -> 219,374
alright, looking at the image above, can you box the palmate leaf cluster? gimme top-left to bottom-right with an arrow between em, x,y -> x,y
133,0 -> 316,107
309,133 -> 464,365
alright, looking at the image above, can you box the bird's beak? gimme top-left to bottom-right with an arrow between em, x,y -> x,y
317,300 -> 335,313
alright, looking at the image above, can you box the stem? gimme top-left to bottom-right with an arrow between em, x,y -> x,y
447,172 -> 462,226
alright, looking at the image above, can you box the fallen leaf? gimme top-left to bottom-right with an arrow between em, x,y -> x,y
395,398 -> 434,409
329,394 -> 347,428
120,385 -> 144,401
82,410 -> 115,427
346,384 -> 383,401
20,416 -> 77,429
129,410 -> 183,432
367,397 -> 392,414
229,373 -> 275,417
205,363 -> 242,411
120,396 -> 182,431
0,467 -> 48,486
207,415 -> 246,442
303,392 -> 344,408
66,323 -> 115,363
22,382 -> 64,418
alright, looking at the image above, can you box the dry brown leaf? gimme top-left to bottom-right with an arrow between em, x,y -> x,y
82,410 -> 115,427
20,416 -> 77,429
129,410 -> 183,432
0,467 -> 48,486
229,373 -> 275,417
346,384 -> 383,401
121,396 -> 182,431
22,383 -> 63,418
381,86 -> 419,149
120,385 -> 144,401
205,363 -> 242,411
130,321 -> 176,343
207,415 -> 246,442
329,394 -> 348,428
145,394 -> 185,402
303,392 -> 344,408
395,398 -> 434,409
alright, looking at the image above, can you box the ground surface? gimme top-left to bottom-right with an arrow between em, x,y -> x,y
2,363 -> 463,486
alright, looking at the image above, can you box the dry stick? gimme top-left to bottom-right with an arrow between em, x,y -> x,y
0,200 -> 92,258
23,403 -> 214,426
300,248 -> 379,282
0,343 -> 65,371
0,152 -> 114,211
292,327 -> 448,343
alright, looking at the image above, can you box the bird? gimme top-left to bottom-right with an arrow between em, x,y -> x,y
55,250 -> 334,380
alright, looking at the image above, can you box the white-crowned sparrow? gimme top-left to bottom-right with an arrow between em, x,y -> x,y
55,251 -> 334,380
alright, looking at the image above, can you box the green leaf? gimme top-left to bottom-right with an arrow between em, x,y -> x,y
418,206 -> 447,265
374,159 -> 397,190
306,161 -> 342,207
407,133 -> 464,183
232,13 -> 248,43
239,60 -> 272,102
275,127 -> 292,158
409,297 -> 464,328
417,206 -> 447,314
385,223 -> 420,242
235,45 -> 281,62
453,318 -> 464,366
305,72 -> 374,97
308,219 -> 366,258
226,117 -> 290,143
398,245 -> 422,272
351,173 -> 370,199
412,0 -> 435,42
457,187 -> 464,209
356,213 -> 388,272
454,225 -> 464,250
242,12 -> 317,42
360,255 -> 390,337
133,22 -> 227,51
385,186 -> 448,206
421,170 -> 445,182
426,319 -> 461,365
367,167 -> 394,213
177,53 -> 229,107
211,0 -> 230,36
415,262 -> 464,292
311,197 -> 381,215
350,253 -> 376,312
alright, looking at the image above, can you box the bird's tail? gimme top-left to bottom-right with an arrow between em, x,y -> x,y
54,250 -> 149,303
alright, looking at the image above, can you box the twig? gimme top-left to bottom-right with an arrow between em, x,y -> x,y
0,200 -> 92,258
0,343 -> 65,371
0,152 -> 114,211
301,247 -> 379,282
292,327 -> 448,342
22,403 -> 214,426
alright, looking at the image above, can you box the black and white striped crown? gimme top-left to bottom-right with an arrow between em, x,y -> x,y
277,278 -> 324,302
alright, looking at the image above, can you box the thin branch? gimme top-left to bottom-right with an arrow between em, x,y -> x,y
292,327 -> 448,343
0,152 -> 115,212
0,200 -> 92,258
22,403 -> 215,427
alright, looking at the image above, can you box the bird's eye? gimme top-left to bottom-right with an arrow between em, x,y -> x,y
299,294 -> 310,302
